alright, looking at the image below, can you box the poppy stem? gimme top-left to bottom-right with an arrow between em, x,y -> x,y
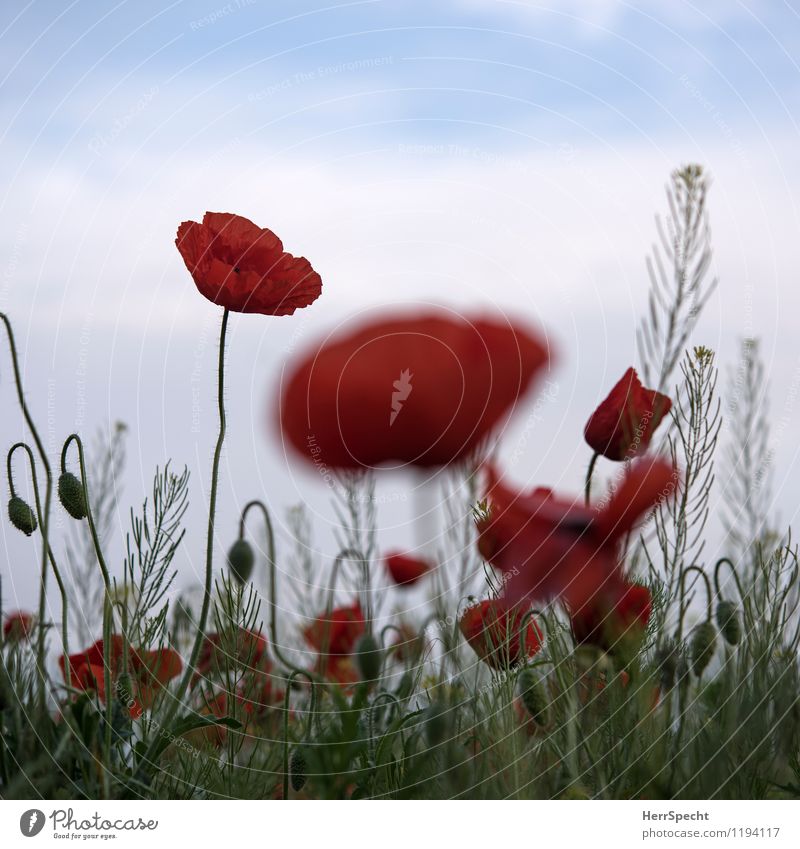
137,308 -> 230,776
1,313 -> 54,714
242,498 -> 318,679
282,669 -> 316,799
62,433 -> 116,793
584,451 -> 600,507
678,564 -> 714,630
7,442 -> 72,688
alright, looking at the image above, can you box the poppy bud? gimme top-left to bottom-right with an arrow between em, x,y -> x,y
354,633 -> 382,683
715,600 -> 741,646
8,496 -> 37,536
290,746 -> 307,792
227,539 -> 255,585
655,641 -> 679,690
58,472 -> 87,520
423,702 -> 449,747
517,667 -> 549,725
690,621 -> 718,676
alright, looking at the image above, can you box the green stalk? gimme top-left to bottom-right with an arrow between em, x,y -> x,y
8,442 -> 71,687
62,433 -> 116,796
139,308 -> 229,772
1,313 -> 54,712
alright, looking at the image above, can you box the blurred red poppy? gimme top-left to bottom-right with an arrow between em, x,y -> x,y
477,456 -> 676,610
385,551 -> 431,587
303,602 -> 366,683
3,611 -> 33,642
584,368 -> 671,461
175,212 -> 322,315
459,599 -> 543,670
570,580 -> 652,655
279,312 -> 549,470
59,636 -> 182,717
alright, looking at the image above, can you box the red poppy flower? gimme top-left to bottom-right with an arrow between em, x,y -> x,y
385,551 -> 431,587
477,456 -> 676,610
570,579 -> 652,655
303,602 -> 366,683
459,599 -> 543,670
584,368 -> 671,461
279,311 -> 549,470
3,611 -> 33,642
303,602 -> 366,657
59,636 -> 182,717
175,212 -> 322,315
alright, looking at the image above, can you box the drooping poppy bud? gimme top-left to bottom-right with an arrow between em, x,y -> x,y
8,496 -> 37,536
354,633 -> 382,683
715,600 -> 741,646
290,746 -> 308,792
227,539 -> 255,585
654,641 -> 679,690
517,667 -> 549,726
690,621 -> 718,676
58,472 -> 87,520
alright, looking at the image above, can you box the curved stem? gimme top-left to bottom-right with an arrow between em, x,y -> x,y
584,451 -> 600,507
2,313 -> 53,711
678,564 -> 714,639
320,548 -> 364,664
282,669 -> 316,799
7,442 -> 72,687
713,557 -> 746,607
248,498 -> 319,680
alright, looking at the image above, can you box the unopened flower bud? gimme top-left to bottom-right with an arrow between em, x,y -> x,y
655,641 -> 679,690
715,600 -> 741,646
290,746 -> 307,792
227,539 -> 255,585
690,621 -> 718,676
8,496 -> 37,536
58,472 -> 87,520
354,633 -> 382,683
517,667 -> 549,725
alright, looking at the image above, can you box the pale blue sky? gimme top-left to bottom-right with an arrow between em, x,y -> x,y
2,0 -> 799,630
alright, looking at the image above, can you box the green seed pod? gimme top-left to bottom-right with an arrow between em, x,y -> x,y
58,472 -> 87,520
715,600 -> 741,646
690,621 -> 718,676
423,701 -> 449,747
290,746 -> 307,792
227,538 -> 255,585
354,633 -> 382,683
655,641 -> 678,690
517,667 -> 549,725
8,496 -> 37,536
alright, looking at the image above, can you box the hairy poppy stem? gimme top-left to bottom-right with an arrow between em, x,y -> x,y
677,564 -> 714,637
584,451 -> 600,507
1,313 -> 53,714
157,308 -> 230,753
282,669 -> 316,799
